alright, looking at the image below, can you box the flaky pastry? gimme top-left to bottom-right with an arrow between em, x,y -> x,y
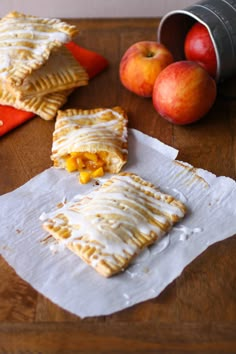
0,81 -> 72,120
42,172 -> 187,277
51,106 -> 128,182
8,46 -> 88,99
0,11 -> 78,87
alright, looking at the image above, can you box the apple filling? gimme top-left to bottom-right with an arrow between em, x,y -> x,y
65,151 -> 108,184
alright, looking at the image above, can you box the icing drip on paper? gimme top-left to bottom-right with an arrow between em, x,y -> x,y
173,224 -> 203,241
123,292 -> 131,305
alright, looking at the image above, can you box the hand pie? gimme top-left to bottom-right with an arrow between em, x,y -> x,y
0,11 -> 78,87
42,172 -> 187,277
51,107 -> 128,182
8,46 -> 88,99
0,80 -> 72,120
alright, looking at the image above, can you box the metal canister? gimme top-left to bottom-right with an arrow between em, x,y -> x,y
157,0 -> 236,81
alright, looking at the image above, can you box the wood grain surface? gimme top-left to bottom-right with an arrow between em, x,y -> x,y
0,18 -> 236,354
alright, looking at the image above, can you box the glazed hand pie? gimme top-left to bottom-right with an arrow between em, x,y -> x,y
51,107 -> 128,183
0,11 -> 78,87
41,172 -> 187,277
0,11 -> 88,120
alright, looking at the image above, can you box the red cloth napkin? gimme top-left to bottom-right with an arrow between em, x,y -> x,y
0,42 -> 109,137
0,107 -> 35,136
66,41 -> 109,79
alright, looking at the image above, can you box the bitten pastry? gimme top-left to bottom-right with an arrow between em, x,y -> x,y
51,106 -> 128,183
41,172 -> 187,277
0,11 -> 78,87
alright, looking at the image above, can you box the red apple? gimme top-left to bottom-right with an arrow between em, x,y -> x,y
119,41 -> 174,97
152,61 -> 217,125
184,22 -> 217,78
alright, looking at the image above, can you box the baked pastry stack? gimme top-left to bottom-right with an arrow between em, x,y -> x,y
0,11 -> 89,120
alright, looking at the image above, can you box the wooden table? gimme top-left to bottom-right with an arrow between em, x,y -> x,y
1,18 -> 236,353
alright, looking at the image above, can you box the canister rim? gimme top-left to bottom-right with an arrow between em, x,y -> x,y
158,9 -> 220,80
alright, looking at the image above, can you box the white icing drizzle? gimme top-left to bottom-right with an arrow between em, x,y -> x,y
42,175 -> 186,268
122,293 -> 131,305
52,109 -> 128,159
0,16 -> 57,28
0,17 -> 70,78
0,31 -> 68,42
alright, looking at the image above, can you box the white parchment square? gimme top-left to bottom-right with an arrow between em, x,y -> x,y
0,129 -> 236,318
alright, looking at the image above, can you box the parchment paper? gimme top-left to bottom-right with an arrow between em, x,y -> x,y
1,129 -> 236,318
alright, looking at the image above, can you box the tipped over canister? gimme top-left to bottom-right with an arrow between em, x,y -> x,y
158,0 -> 236,82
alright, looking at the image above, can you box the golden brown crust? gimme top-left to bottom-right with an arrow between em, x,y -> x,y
42,173 -> 187,277
8,46 -> 88,99
51,106 -> 128,173
0,81 -> 72,120
0,11 -> 78,87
